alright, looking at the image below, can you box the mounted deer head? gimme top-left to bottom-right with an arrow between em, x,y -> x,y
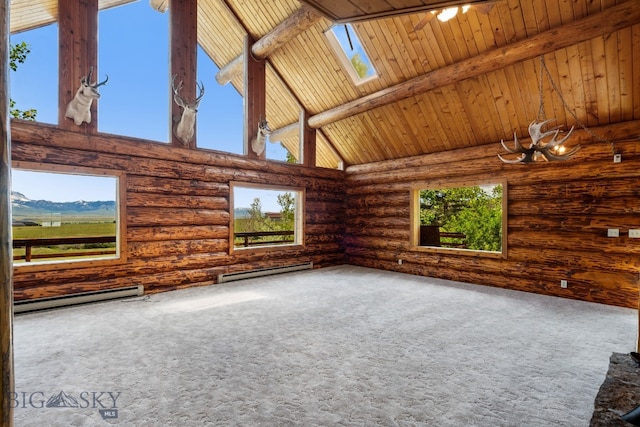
65,66 -> 108,126
251,119 -> 272,156
499,120 -> 579,164
172,75 -> 205,144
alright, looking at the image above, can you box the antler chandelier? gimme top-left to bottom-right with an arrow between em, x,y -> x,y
499,56 -> 579,164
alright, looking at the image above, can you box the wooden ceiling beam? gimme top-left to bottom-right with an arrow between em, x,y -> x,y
216,4 -> 322,85
308,1 -> 640,129
344,120 -> 640,175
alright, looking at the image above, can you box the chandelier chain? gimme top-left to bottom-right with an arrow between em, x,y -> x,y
538,56 -> 615,154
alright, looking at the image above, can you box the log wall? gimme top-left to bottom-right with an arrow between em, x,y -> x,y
10,120 -> 345,300
344,123 -> 640,309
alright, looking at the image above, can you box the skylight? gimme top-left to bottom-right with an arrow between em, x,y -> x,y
325,24 -> 377,85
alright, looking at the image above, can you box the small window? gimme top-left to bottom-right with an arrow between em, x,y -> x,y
325,24 -> 377,85
230,183 -> 304,252
411,181 -> 506,258
11,163 -> 126,270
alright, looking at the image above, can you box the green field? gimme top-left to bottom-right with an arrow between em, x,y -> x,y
13,222 -> 117,262
13,222 -> 116,239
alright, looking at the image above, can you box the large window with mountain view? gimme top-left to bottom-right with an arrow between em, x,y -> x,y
411,180 -> 507,258
230,183 -> 303,251
11,164 -> 125,269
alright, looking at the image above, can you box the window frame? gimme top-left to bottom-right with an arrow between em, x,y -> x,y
324,24 -> 378,86
229,182 -> 305,254
410,179 -> 507,259
11,161 -> 127,272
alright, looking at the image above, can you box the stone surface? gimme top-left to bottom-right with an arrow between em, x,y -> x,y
590,352 -> 640,426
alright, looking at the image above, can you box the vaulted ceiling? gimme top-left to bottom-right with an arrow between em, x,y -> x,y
9,0 -> 640,169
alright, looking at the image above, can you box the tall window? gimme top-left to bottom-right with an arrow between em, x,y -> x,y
9,23 -> 59,124
230,183 -> 304,251
196,45 -> 244,154
11,164 -> 126,270
411,181 -> 506,257
98,2 -> 169,141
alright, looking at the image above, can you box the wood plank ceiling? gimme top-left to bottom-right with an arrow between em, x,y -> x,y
297,0 -> 495,23
9,0 -> 640,168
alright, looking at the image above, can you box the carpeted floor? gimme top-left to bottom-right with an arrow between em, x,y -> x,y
11,265 -> 637,426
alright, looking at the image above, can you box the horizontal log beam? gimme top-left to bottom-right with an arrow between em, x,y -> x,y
345,120 -> 640,175
308,2 -> 640,129
216,55 -> 243,85
216,4 -> 322,85
269,122 -> 298,142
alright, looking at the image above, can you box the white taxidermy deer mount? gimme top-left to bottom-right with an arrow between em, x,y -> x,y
172,75 -> 205,145
65,66 -> 108,126
251,119 -> 272,156
149,0 -> 168,13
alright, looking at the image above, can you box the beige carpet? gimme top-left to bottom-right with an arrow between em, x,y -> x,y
11,265 -> 637,426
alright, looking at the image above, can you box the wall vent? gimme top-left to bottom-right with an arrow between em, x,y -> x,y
14,285 -> 144,314
217,262 -> 313,283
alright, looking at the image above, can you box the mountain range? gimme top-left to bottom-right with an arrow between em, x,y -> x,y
11,191 -> 116,221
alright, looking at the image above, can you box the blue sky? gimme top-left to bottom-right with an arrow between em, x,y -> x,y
9,0 -> 288,210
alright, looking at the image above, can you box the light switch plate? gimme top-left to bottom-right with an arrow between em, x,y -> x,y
629,229 -> 640,238
607,228 -> 620,237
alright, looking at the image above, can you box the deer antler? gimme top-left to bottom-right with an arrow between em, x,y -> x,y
85,66 -> 93,85
499,120 -> 579,164
171,75 -> 185,106
93,74 -> 109,88
195,81 -> 205,103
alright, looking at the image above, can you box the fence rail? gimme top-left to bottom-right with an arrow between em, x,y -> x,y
234,231 -> 294,247
13,236 -> 116,262
439,232 -> 467,248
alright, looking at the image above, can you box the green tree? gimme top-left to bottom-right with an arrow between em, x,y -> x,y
276,192 -> 295,231
10,41 -> 37,120
350,53 -> 370,79
420,185 -> 502,251
247,197 -> 269,231
284,148 -> 297,164
419,187 -> 480,226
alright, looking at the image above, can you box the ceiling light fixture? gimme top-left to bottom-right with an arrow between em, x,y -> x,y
437,7 -> 459,22
499,56 -> 611,164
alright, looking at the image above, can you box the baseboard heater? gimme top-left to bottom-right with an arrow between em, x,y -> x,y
217,262 -> 313,284
14,285 -> 144,314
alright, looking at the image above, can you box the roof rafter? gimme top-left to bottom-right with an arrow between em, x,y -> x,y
216,4 -> 323,85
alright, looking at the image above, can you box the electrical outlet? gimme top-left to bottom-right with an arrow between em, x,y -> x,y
607,228 -> 620,238
629,229 -> 640,238
398,259 -> 403,265
560,280 -> 568,288
614,153 -> 622,163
